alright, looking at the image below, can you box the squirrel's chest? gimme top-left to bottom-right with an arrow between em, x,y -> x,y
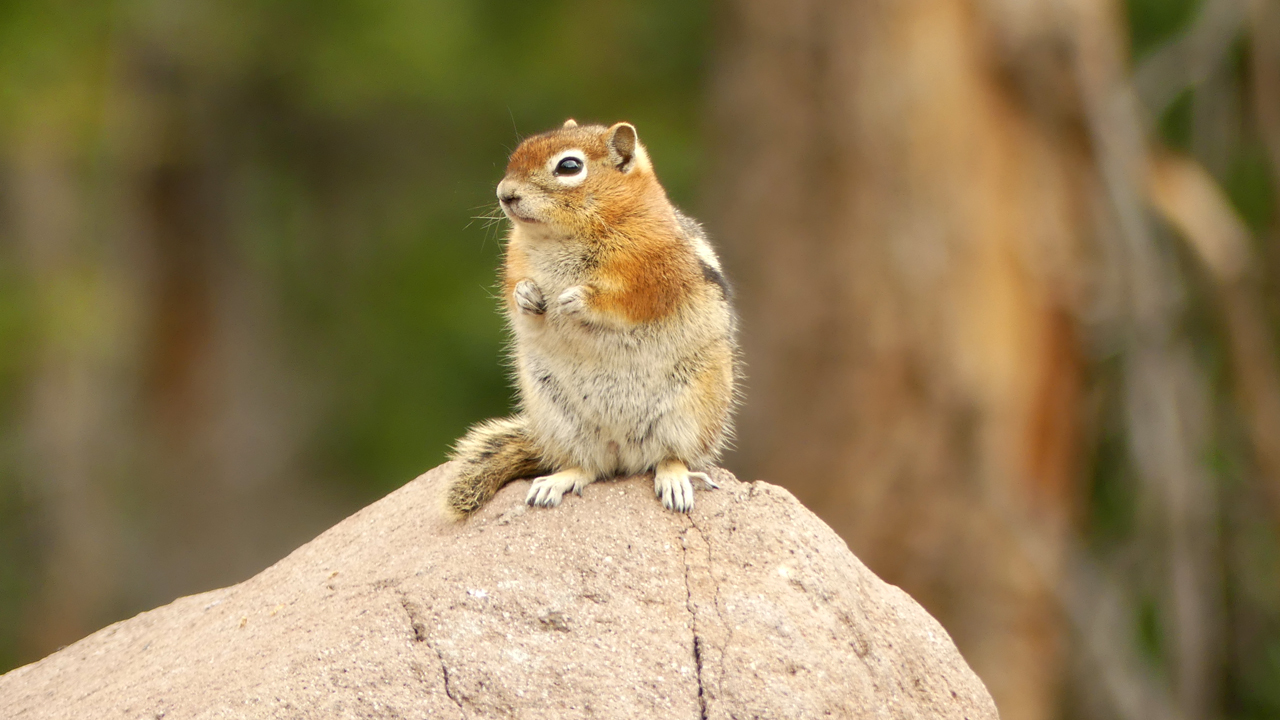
521,317 -> 670,374
510,237 -> 595,293
516,317 -> 686,409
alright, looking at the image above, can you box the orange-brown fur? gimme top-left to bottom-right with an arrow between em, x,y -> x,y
499,126 -> 701,325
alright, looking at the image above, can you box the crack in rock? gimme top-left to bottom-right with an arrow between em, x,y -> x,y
688,514 -> 733,704
680,521 -> 711,720
397,592 -> 466,718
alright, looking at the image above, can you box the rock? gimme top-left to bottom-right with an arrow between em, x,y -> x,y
0,464 -> 999,719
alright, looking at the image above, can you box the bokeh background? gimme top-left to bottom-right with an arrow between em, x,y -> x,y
1,1 -> 1278,718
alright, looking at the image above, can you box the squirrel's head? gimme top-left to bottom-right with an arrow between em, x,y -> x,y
496,119 -> 666,236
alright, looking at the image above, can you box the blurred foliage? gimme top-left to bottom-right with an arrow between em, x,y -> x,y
1127,0 -> 1204,60
1079,1 -> 1280,716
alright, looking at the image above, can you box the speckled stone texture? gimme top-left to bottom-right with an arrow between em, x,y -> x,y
0,464 -> 999,719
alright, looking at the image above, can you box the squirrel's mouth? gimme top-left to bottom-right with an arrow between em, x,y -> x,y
501,205 -> 541,224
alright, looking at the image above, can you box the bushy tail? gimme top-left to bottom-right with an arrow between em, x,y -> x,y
446,415 -> 547,519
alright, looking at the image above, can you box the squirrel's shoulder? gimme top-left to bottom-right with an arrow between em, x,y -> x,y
671,207 -> 731,301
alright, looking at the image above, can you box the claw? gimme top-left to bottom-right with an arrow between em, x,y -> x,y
688,471 -> 718,490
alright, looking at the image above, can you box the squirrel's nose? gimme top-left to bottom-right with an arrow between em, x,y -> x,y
496,179 -> 520,205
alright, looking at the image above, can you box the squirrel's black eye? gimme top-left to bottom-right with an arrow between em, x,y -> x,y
554,157 -> 584,176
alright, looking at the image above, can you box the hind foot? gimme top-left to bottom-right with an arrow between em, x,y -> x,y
527,467 -> 594,508
655,460 -> 716,513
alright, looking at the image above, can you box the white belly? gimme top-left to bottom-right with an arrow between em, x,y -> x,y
513,310 -> 722,477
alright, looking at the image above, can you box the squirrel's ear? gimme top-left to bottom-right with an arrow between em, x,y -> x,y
563,118 -> 578,128
607,122 -> 649,173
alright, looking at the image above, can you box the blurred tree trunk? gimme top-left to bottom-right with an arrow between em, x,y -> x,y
118,45 -> 315,611
7,29 -> 324,662
10,118 -> 133,660
707,1 -> 1097,718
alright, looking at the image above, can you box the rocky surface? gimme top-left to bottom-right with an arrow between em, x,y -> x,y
0,464 -> 999,719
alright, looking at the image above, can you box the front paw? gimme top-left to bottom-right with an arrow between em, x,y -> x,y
557,285 -> 592,317
514,279 -> 546,316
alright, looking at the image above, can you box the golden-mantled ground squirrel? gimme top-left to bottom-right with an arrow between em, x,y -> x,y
445,119 -> 737,519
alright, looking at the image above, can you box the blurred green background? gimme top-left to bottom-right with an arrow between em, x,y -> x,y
2,1 -> 1280,719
